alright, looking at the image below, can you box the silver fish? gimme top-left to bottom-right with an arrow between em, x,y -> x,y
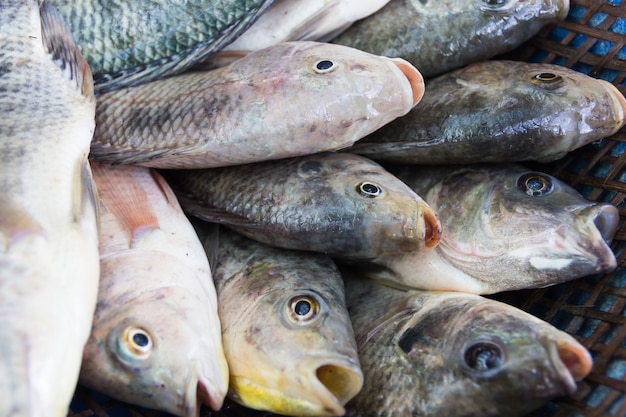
343,275 -> 594,417
168,152 -> 441,259
80,162 -> 229,417
0,1 -> 99,416
200,226 -> 363,417
358,164 -> 619,294
349,60 -> 626,164
331,0 -> 569,79
90,41 -> 424,169
49,0 -> 276,92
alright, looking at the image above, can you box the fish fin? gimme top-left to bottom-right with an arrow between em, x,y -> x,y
174,192 -> 261,228
90,162 -> 160,242
0,200 -> 46,251
89,142 -> 201,167
149,169 -> 184,210
72,158 -> 100,232
286,3 -> 351,42
190,218 -> 221,275
39,1 -> 95,100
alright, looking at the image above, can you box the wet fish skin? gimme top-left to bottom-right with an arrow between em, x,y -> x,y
343,275 -> 593,417
199,226 -> 363,417
331,0 -> 569,79
80,163 -> 229,417
90,41 -> 424,169
349,60 -> 626,164
167,152 -> 441,259
0,1 -> 99,416
49,0 -> 276,92
362,164 -> 619,294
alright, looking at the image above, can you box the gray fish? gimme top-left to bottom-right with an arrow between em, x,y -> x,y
331,0 -> 569,79
358,164 -> 619,294
49,0 -> 276,92
168,152 -> 441,259
348,60 -> 626,164
90,41 -> 423,169
199,226 -> 363,417
343,275 -> 594,417
0,1 -> 99,416
80,163 -> 229,417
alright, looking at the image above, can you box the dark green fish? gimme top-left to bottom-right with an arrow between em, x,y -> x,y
331,0 -> 569,79
359,164 -> 618,294
348,60 -> 626,164
167,152 -> 441,260
199,226 -> 363,417
342,275 -> 593,417
49,0 -> 276,92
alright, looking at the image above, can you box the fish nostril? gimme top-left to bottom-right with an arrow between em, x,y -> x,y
316,364 -> 363,405
390,58 -> 425,106
592,205 -> 619,243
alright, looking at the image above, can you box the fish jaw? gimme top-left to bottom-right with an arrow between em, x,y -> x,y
228,357 -> 363,416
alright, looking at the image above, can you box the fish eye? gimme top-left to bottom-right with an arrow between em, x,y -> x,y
120,326 -> 153,359
464,341 -> 504,372
356,182 -> 383,198
531,72 -> 565,90
478,0 -> 511,10
313,59 -> 337,74
516,172 -> 554,197
298,160 -> 324,176
288,294 -> 320,323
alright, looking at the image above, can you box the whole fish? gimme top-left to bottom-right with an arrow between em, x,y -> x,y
331,0 -> 569,79
221,0 -> 392,52
349,60 -> 626,164
49,0 -> 276,92
167,152 -> 441,259
79,163 -> 229,417
343,275 -> 593,417
90,41 -> 424,169
356,164 -> 619,294
0,1 -> 99,416
200,226 -> 363,417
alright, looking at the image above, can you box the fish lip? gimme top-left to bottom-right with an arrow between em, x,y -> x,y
542,336 -> 593,398
597,79 -> 626,135
386,57 -> 425,110
182,372 -> 226,417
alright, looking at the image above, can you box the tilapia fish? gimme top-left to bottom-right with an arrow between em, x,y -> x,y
343,275 -> 593,417
358,164 -> 618,294
349,60 -> 626,164
49,0 -> 276,92
199,226 -> 363,417
0,1 -> 99,416
167,152 -> 441,260
331,0 -> 569,79
80,163 -> 229,417
90,41 -> 424,169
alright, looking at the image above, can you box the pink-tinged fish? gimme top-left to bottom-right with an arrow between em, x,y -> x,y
90,41 -> 424,169
343,275 -> 593,417
0,2 -> 99,416
354,164 -> 618,294
79,162 -> 229,417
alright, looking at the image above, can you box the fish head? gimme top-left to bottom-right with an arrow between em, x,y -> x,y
294,153 -> 441,258
80,256 -> 228,417
220,255 -> 363,417
392,294 -> 591,416
473,0 -> 570,23
434,165 -> 618,293
229,41 -> 423,150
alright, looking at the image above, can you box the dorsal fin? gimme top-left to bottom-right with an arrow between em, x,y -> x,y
39,1 -> 94,99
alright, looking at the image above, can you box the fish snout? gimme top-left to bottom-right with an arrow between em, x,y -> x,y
388,57 -> 425,108
598,79 -> 626,135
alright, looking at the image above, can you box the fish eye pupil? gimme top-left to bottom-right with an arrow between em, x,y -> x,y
517,172 -> 553,196
294,300 -> 312,316
316,60 -> 334,71
482,0 -> 507,7
537,72 -> 556,81
133,332 -> 150,347
531,72 -> 564,89
357,182 -> 383,198
464,342 -> 503,371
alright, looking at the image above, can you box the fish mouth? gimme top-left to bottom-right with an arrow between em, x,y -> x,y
556,0 -> 571,20
182,371 -> 228,417
387,57 -> 425,109
543,337 -> 593,398
598,79 -> 626,135
589,204 -> 620,244
230,360 -> 363,416
410,202 -> 442,251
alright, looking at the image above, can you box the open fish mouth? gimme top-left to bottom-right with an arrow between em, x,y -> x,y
182,372 -> 227,417
541,337 -> 593,399
387,57 -> 425,109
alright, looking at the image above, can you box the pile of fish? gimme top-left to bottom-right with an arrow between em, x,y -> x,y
1,1 -> 624,417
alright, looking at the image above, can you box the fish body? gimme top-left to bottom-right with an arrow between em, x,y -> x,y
90,41 -> 424,169
222,0 -> 392,52
361,164 -> 618,294
331,0 -> 569,79
343,275 -> 593,417
49,0 -> 276,92
202,227 -> 363,416
349,60 -> 626,164
79,163 -> 229,417
169,152 -> 440,259
0,1 -> 99,416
